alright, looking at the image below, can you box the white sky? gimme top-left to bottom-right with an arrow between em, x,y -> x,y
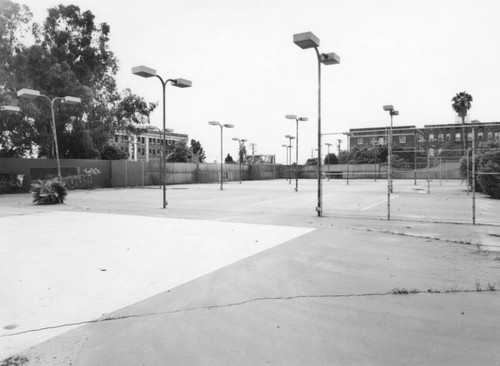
23,0 -> 500,163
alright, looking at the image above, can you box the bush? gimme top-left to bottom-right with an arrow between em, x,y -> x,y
30,179 -> 67,205
477,149 -> 500,198
459,142 -> 500,198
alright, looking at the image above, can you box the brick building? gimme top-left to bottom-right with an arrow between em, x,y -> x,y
113,129 -> 189,161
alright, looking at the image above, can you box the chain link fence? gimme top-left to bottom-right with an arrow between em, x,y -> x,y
322,128 -> 500,225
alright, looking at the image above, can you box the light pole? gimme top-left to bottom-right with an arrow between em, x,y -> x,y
232,137 -> 247,184
294,31 -> 340,216
383,105 -> 398,220
284,134 -> 295,184
325,142 -> 333,174
146,125 -> 174,187
17,89 -> 81,181
132,65 -> 191,208
209,121 -> 234,190
286,114 -> 308,191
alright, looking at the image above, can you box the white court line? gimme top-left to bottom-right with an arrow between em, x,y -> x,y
0,211 -> 314,359
361,195 -> 399,211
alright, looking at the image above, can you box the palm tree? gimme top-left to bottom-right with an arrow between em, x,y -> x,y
451,91 -> 473,154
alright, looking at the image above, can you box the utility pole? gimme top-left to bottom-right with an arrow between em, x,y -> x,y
249,142 -> 257,155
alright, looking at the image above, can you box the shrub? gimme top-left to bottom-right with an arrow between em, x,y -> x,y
30,179 -> 67,205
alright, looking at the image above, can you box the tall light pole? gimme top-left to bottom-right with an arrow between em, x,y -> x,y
17,89 -> 81,181
232,137 -> 247,184
286,114 -> 308,191
325,142 -> 333,173
281,144 -> 288,180
383,105 -> 398,220
284,134 -> 295,184
294,31 -> 340,216
132,65 -> 191,208
147,125 -> 174,187
209,121 -> 234,190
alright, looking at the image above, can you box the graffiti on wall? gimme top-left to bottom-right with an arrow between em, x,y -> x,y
63,168 -> 102,189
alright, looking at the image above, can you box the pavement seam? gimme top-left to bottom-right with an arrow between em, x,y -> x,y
2,288 -> 497,339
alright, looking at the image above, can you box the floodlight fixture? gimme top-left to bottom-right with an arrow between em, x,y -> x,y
0,105 -> 21,112
17,88 -> 40,99
63,96 -> 81,105
172,78 -> 192,88
383,105 -> 394,111
293,32 -> 320,49
320,52 -> 341,65
131,65 -> 157,78
286,114 -> 297,120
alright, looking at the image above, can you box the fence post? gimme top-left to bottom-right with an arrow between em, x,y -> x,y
472,127 -> 476,225
124,159 -> 128,188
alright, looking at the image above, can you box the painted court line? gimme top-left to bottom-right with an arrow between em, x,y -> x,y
361,195 -> 399,211
0,211 -> 314,359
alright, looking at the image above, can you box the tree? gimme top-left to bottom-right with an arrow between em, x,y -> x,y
190,139 -> 206,163
451,91 -> 473,154
324,153 -> 339,165
225,153 -> 235,163
166,140 -> 192,162
100,144 -> 127,160
1,2 -> 122,159
238,143 -> 247,163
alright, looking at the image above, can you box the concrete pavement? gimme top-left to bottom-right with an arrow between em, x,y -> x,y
1,180 -> 499,365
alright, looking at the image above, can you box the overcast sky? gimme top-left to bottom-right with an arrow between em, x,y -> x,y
25,0 -> 500,163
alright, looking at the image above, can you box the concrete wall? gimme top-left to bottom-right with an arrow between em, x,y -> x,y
0,158 -> 462,192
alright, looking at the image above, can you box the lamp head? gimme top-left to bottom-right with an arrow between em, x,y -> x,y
392,110 -> 399,116
298,117 -> 308,121
232,137 -> 239,141
223,124 -> 234,128
285,134 -> 292,138
63,96 -> 81,105
320,52 -> 340,65
285,114 -> 297,120
132,65 -> 157,78
164,128 -> 174,133
383,105 -> 394,112
208,121 -> 220,126
172,78 -> 192,88
293,32 -> 320,49
281,144 -> 287,148
0,105 -> 21,112
17,88 -> 40,99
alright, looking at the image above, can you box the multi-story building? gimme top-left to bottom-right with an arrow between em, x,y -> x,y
112,129 -> 189,161
349,125 -> 423,150
423,121 -> 500,151
349,121 -> 500,155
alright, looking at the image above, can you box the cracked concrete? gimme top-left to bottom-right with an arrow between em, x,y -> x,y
1,180 -> 500,365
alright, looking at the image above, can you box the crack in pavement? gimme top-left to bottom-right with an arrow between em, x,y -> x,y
2,288 -> 497,339
326,223 -> 500,248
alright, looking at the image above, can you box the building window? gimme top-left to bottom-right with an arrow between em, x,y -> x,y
438,134 -> 444,142
141,137 -> 145,144
455,133 -> 461,142
378,137 -> 384,145
399,135 -> 406,143
357,137 -> 363,145
487,132 -> 493,139
446,133 -> 451,140
467,132 -> 473,141
115,135 -> 118,142
478,132 -> 483,139
495,132 -> 500,141
429,134 -> 435,142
